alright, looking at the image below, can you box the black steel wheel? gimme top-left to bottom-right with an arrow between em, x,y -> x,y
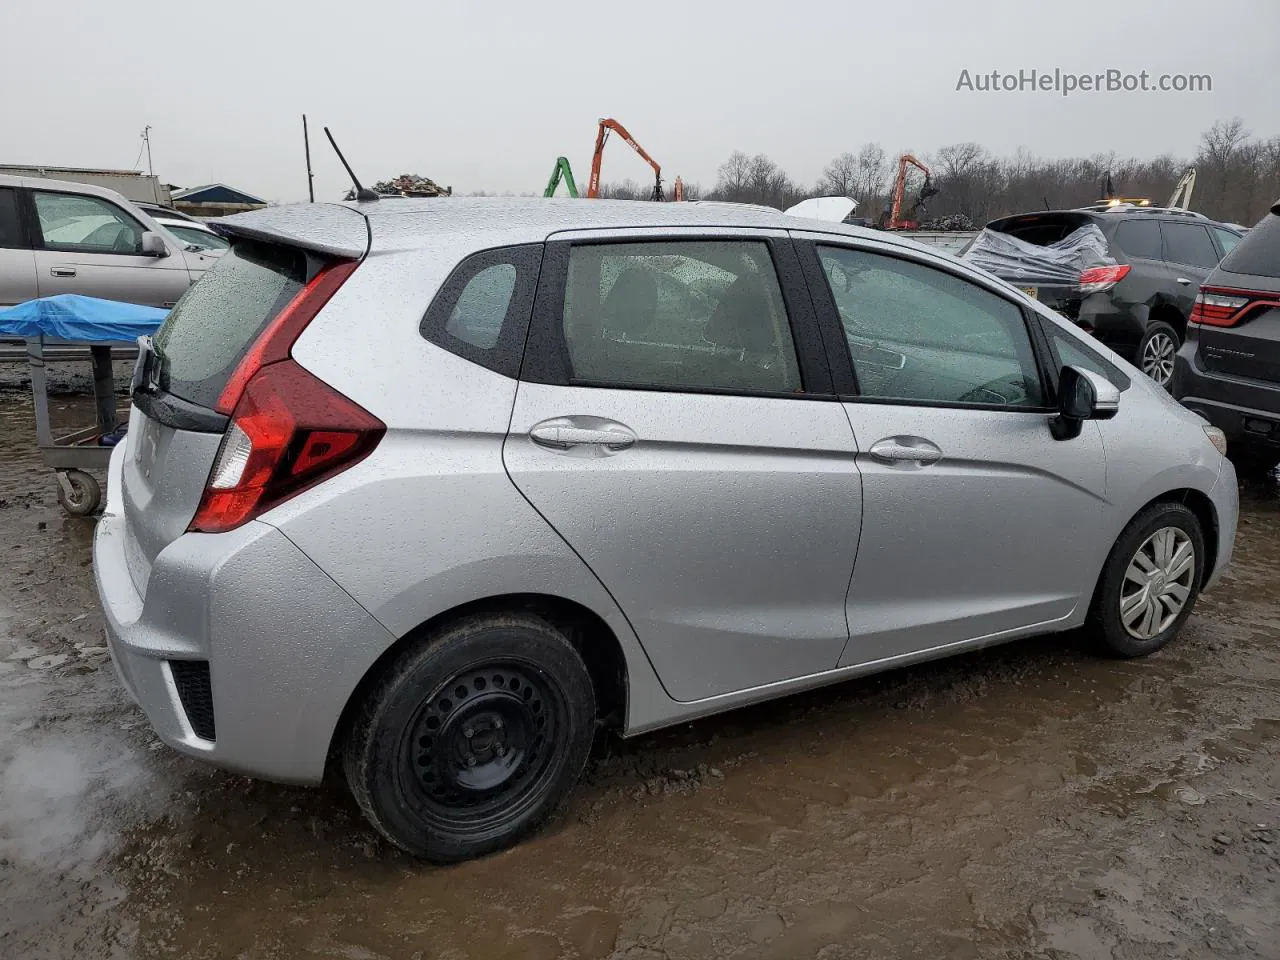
344,613 -> 595,862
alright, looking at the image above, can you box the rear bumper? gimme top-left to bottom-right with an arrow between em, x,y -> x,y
1173,342 -> 1280,449
93,448 -> 397,784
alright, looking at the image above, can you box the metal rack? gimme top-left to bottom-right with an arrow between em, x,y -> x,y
26,337 -> 130,515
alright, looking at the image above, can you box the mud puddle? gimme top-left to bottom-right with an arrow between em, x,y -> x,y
1,393 -> 1278,959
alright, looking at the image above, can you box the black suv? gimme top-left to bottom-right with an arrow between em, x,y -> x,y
967,207 -> 1243,387
1173,201 -> 1280,473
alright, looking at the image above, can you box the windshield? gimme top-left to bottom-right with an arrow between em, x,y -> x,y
167,224 -> 230,251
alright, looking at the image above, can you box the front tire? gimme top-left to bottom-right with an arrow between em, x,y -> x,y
1091,502 -> 1204,658
343,613 -> 596,862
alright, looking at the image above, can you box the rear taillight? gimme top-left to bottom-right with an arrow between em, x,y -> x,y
1079,264 -> 1131,294
190,360 -> 384,534
1189,286 -> 1280,328
215,258 -> 360,415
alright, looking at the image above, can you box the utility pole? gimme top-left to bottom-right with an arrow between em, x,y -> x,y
302,115 -> 315,202
141,125 -> 154,176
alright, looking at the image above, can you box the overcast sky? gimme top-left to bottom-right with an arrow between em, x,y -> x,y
2,0 -> 1275,203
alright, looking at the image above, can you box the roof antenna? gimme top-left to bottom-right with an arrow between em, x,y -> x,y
324,126 -> 378,202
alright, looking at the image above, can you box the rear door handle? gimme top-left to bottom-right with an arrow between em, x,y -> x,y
530,417 -> 637,452
867,435 -> 943,466
1176,277 -> 1193,285
50,267 -> 76,278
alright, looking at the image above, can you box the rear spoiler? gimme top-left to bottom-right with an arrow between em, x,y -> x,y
210,203 -> 370,259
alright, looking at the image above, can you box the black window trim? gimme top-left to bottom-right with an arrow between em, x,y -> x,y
420,242 -> 544,380
798,238 -> 1057,414
28,187 -> 149,255
520,233 -> 836,400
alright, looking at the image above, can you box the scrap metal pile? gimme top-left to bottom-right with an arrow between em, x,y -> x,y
344,174 -> 452,200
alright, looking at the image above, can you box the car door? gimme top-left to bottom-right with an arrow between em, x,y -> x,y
0,185 -> 38,307
794,233 -> 1108,667
28,188 -> 193,307
504,229 -> 862,703
1160,220 -> 1221,319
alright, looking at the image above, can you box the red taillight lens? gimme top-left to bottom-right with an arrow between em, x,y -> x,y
215,258 -> 360,415
1079,264 -> 1131,294
1189,286 -> 1280,328
190,360 -> 384,534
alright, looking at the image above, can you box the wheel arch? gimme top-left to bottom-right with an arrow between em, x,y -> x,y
1148,302 -> 1188,341
1092,487 -> 1220,610
327,592 -> 631,777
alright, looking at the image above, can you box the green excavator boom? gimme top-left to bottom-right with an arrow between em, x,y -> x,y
544,156 -> 579,198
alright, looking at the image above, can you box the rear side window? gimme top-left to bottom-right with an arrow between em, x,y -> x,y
1113,220 -> 1162,260
1162,222 -> 1220,268
1212,226 -> 1242,256
155,240 -> 306,408
559,240 -> 801,394
420,244 -> 543,378
1220,213 -> 1280,278
0,188 -> 24,249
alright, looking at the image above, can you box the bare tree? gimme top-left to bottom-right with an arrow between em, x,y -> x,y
821,152 -> 858,197
854,142 -> 888,210
715,151 -> 753,201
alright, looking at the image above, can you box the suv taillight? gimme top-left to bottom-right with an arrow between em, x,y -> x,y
1079,264 -> 1131,294
1189,286 -> 1280,328
190,360 -> 384,533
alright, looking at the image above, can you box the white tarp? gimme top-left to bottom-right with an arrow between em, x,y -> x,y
785,196 -> 857,223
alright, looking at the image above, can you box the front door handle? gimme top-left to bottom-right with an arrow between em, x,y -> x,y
529,417 -> 637,452
867,435 -> 943,466
1176,277 -> 1193,285
50,267 -> 77,278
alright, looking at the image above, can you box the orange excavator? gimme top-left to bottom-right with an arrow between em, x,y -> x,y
586,117 -> 684,201
881,154 -> 938,229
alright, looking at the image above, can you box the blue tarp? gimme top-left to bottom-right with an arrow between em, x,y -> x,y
0,295 -> 168,342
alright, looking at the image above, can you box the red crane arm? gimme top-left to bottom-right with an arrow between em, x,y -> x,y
889,154 -> 931,228
587,118 -> 663,199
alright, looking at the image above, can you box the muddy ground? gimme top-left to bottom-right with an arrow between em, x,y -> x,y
0,378 -> 1278,960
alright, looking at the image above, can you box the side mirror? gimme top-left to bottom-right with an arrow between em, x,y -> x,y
140,231 -> 169,257
1050,365 -> 1120,440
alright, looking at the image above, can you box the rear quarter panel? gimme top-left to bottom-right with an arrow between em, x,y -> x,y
272,238 -> 673,735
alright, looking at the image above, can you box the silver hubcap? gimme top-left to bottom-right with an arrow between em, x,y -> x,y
1120,527 -> 1195,640
1141,332 -> 1177,386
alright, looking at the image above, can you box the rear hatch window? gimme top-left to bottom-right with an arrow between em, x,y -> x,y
154,240 -> 306,409
1219,213 -> 1280,278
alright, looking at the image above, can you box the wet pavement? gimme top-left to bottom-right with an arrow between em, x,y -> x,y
1,387 -> 1278,960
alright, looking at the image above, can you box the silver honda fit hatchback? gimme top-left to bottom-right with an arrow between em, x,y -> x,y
93,198 -> 1239,862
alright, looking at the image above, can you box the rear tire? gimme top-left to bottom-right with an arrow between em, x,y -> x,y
1091,502 -> 1204,658
1138,321 -> 1181,389
343,613 -> 595,863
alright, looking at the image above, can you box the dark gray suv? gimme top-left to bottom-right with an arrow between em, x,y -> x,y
969,207 -> 1242,387
1174,201 -> 1280,473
